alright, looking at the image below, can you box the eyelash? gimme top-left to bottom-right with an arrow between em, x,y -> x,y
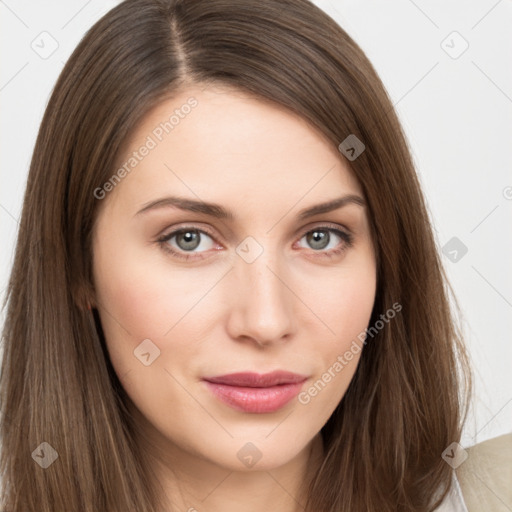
156,224 -> 354,261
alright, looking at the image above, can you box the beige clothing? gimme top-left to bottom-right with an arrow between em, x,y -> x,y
455,433 -> 512,511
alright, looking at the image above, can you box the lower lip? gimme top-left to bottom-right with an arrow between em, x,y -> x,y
203,380 -> 305,413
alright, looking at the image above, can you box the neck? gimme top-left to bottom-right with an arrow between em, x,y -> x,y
159,434 -> 324,512
129,409 -> 324,512
125,395 -> 325,512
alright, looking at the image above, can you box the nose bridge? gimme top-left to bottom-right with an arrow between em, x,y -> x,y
239,248 -> 283,300
228,236 -> 295,343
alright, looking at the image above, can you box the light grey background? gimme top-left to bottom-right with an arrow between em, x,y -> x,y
1,0 -> 511,447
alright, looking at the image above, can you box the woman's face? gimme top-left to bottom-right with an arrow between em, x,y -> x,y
92,84 -> 377,473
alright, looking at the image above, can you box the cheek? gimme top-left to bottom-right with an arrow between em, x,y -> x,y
306,255 -> 377,345
93,235 -> 202,342
91,236 -> 178,381
300,258 -> 376,407
92,236 -> 221,397
92,245 -> 203,426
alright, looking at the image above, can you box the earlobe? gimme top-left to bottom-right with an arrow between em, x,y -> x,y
72,280 -> 97,312
85,294 -> 97,311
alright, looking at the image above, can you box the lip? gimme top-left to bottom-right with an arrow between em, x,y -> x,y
202,371 -> 308,413
203,371 -> 308,387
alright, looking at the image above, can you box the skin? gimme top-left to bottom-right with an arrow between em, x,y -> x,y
91,83 -> 377,512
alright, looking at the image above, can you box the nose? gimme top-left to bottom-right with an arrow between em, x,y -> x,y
225,246 -> 296,347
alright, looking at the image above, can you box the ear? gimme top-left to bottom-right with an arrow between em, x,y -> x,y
72,279 -> 97,311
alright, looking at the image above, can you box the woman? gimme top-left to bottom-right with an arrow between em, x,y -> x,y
2,0 -> 505,510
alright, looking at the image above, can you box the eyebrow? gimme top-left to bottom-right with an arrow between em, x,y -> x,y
135,194 -> 365,220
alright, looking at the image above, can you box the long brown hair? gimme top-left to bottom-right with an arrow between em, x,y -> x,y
0,0 -> 472,510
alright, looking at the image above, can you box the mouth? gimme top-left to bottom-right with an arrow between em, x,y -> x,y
202,371 -> 308,413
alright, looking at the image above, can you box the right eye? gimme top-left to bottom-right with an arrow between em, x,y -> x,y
157,227 -> 221,260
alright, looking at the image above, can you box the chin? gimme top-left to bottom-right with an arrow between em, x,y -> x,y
203,434 -> 314,473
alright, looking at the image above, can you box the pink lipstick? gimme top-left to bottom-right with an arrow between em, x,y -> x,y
202,371 -> 307,413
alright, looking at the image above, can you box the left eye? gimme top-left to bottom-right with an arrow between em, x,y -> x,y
297,228 -> 348,252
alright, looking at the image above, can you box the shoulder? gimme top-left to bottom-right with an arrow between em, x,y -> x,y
455,433 -> 512,512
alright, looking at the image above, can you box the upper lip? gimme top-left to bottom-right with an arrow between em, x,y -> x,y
203,371 -> 308,388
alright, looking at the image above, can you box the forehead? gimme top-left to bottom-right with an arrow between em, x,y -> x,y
103,84 -> 363,217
